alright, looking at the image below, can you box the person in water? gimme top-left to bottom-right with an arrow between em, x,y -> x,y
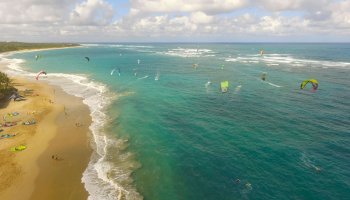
245,182 -> 252,190
260,49 -> 264,56
315,166 -> 322,173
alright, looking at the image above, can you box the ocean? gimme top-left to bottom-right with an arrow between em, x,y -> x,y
3,43 -> 350,200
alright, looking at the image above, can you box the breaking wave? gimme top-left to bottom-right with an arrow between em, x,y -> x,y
225,54 -> 350,69
0,53 -> 142,200
161,48 -> 216,58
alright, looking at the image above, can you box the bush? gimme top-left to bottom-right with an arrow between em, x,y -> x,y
0,71 -> 16,100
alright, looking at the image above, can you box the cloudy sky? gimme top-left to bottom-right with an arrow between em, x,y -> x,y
0,0 -> 349,42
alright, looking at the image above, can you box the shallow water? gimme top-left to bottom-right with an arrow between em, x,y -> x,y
8,43 -> 350,200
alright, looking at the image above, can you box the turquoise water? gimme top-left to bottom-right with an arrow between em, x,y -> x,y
9,43 -> 350,200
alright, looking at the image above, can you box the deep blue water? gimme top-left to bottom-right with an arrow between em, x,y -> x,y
11,43 -> 350,200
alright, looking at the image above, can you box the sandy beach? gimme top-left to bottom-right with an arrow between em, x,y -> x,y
0,61 -> 92,199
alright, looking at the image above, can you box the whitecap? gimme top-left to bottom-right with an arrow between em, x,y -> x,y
160,48 -> 215,58
225,53 -> 350,69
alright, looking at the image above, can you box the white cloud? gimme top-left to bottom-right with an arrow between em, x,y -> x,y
0,0 -> 349,42
168,16 -> 197,33
257,0 -> 332,12
190,12 -> 214,24
0,0 -> 77,24
258,0 -> 305,11
116,0 -> 350,40
130,0 -> 248,14
259,16 -> 282,32
329,1 -> 350,28
0,0 -> 117,42
70,0 -> 114,25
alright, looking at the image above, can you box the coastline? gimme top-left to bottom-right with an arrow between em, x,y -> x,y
0,46 -> 142,200
0,45 -> 83,58
0,54 -> 92,199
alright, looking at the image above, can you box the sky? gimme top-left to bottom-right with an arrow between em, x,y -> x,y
0,0 -> 349,42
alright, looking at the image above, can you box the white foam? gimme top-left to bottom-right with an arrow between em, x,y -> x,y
0,55 -> 142,200
225,53 -> 350,69
161,48 -> 215,58
225,58 -> 238,62
138,75 -> 149,80
1,57 -> 26,73
82,44 -> 102,47
267,82 -> 282,88
234,85 -> 242,93
119,45 -> 154,49
300,152 -> 322,172
83,44 -> 154,49
266,63 -> 280,66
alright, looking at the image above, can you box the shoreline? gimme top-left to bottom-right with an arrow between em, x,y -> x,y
0,47 -> 142,200
0,53 -> 92,199
0,45 -> 83,58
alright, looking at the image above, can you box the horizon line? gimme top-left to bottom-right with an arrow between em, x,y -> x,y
2,41 -> 350,44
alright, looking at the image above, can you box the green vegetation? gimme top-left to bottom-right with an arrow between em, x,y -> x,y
0,71 -> 16,101
0,42 -> 80,53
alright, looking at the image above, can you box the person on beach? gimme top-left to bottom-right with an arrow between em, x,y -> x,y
51,155 -> 61,160
64,106 -> 68,116
75,122 -> 83,127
